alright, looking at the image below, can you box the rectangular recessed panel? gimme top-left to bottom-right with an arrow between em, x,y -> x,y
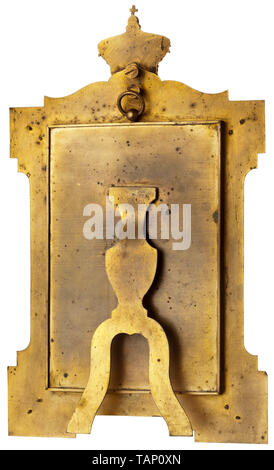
49,122 -> 221,393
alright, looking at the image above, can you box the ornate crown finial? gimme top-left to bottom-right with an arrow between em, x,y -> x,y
98,6 -> 170,75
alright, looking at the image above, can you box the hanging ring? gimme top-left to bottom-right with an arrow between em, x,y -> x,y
117,91 -> 145,121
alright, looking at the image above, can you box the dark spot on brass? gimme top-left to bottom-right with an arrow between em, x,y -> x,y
224,404 -> 229,409
79,398 -> 87,408
235,415 -> 241,420
27,409 -> 32,414
240,119 -> 245,125
213,210 -> 218,223
64,373 -> 68,378
228,130 -> 233,135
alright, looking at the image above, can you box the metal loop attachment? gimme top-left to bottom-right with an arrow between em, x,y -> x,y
117,91 -> 145,122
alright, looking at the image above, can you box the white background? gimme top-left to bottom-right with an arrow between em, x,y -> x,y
0,0 -> 273,450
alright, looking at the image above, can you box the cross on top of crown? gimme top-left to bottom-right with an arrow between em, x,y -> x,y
130,5 -> 138,16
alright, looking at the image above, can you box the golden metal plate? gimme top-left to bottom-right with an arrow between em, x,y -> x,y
49,122 -> 220,394
8,7 -> 267,442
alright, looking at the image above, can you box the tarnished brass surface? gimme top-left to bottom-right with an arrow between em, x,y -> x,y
8,6 -> 267,442
49,122 -> 220,395
67,186 -> 192,436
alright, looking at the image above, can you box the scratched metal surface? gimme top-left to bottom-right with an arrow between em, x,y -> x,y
49,122 -> 220,393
